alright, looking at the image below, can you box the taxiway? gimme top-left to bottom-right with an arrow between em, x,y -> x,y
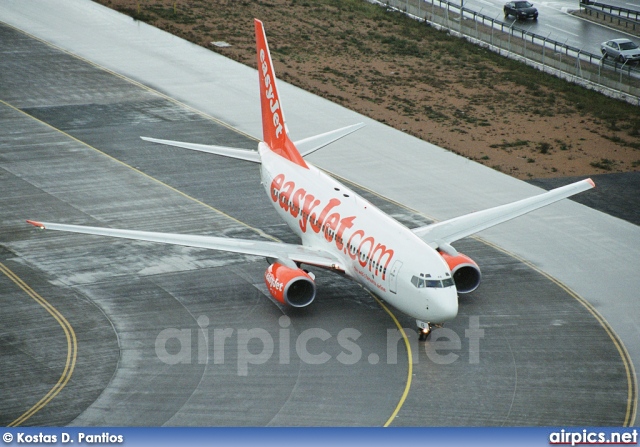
0,0 -> 636,426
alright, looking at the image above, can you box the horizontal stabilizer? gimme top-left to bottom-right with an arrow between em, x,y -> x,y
414,178 -> 595,248
140,136 -> 261,163
294,123 -> 365,157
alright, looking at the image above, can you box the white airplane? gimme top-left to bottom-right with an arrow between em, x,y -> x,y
28,19 -> 594,340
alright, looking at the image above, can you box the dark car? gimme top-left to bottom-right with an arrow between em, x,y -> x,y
504,1 -> 538,20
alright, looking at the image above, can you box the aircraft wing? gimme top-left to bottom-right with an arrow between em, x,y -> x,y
26,220 -> 344,271
412,178 -> 595,255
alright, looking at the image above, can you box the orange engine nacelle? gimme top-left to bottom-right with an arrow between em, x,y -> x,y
438,251 -> 482,294
264,262 -> 316,307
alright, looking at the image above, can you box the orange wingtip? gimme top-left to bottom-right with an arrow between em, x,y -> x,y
586,178 -> 595,188
26,220 -> 45,229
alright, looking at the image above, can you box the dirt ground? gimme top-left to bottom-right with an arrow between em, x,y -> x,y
94,0 -> 640,179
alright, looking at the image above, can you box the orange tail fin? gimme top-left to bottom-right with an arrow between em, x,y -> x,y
254,19 -> 308,168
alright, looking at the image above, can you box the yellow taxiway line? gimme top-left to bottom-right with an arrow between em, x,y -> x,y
0,262 -> 77,427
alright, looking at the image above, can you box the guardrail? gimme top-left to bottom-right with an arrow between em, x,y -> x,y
370,0 -> 640,103
579,1 -> 640,32
579,0 -> 640,23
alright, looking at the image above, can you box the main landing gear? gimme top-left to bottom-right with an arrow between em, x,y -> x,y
416,320 -> 444,341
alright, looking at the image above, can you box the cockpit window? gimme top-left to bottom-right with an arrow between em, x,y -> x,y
411,275 -> 455,289
442,277 -> 455,288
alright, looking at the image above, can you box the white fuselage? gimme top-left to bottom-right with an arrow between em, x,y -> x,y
258,143 -> 458,323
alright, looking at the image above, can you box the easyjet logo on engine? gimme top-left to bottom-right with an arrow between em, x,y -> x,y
270,173 -> 395,280
259,48 -> 283,139
265,266 -> 284,292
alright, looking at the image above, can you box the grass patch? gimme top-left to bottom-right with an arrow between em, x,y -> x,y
590,158 -> 616,171
602,134 -> 640,150
555,139 -> 571,151
537,142 -> 551,154
490,140 -> 530,149
422,105 -> 449,122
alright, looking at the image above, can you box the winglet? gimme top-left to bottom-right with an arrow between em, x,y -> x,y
26,220 -> 46,229
254,19 -> 307,169
587,178 -> 595,188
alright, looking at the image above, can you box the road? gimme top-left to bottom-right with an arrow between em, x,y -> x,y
456,0 -> 639,54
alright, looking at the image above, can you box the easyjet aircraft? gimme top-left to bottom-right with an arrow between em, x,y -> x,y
28,19 -> 594,339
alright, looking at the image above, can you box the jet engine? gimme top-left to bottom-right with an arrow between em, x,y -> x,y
438,251 -> 482,294
264,261 -> 317,307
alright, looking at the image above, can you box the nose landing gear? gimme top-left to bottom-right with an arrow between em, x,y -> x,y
416,320 -> 445,341
416,320 -> 431,341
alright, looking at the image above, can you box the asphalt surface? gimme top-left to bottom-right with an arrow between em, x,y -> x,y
0,1 -> 637,427
529,172 -> 640,227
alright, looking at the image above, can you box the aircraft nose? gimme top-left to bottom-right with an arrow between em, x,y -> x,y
433,288 -> 459,322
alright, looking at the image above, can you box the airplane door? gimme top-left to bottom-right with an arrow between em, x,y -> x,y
389,260 -> 402,294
